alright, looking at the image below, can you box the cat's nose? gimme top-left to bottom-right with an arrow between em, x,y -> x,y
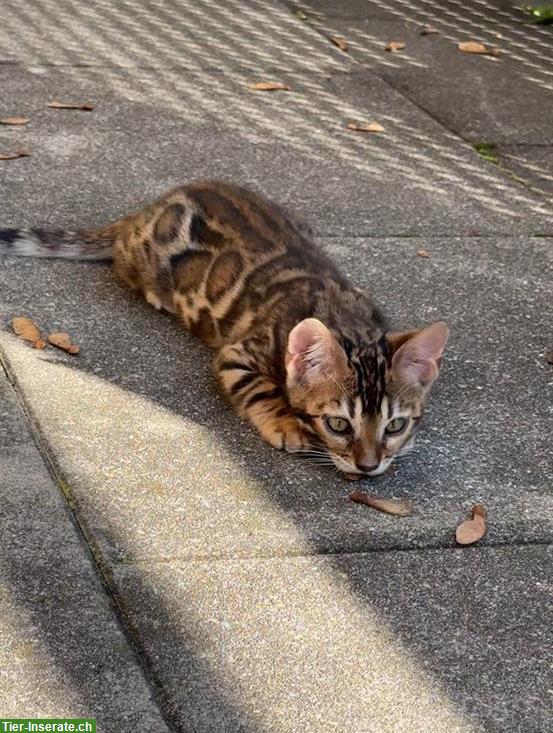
356,462 -> 379,473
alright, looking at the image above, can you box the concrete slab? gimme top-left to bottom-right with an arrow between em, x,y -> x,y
0,371 -> 32,448
1,235 -> 551,565
288,0 -> 553,146
376,49 -> 553,146
1,65 -> 550,242
496,145 -> 553,196
112,544 -> 553,733
0,371 -> 170,728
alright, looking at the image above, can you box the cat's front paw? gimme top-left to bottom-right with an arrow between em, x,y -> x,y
261,416 -> 308,452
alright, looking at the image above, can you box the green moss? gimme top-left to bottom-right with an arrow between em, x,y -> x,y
524,5 -> 553,23
473,141 -> 499,165
55,475 -> 79,511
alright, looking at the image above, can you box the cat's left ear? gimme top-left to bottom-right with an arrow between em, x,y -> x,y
387,321 -> 449,387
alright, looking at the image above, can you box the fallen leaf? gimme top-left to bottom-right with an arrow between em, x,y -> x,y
249,82 -> 291,91
417,249 -> 430,258
47,101 -> 95,110
0,148 -> 31,160
385,41 -> 406,52
545,350 -> 553,365
47,331 -> 80,355
349,489 -> 414,516
0,116 -> 30,125
11,317 -> 46,349
347,121 -> 384,133
420,25 -> 440,35
458,41 -> 501,57
330,35 -> 348,52
458,41 -> 486,53
455,504 -> 487,545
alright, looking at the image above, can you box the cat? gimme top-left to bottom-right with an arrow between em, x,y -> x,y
0,180 -> 448,479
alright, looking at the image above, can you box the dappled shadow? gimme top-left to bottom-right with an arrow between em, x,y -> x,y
298,0 -> 553,93
0,0 -> 550,232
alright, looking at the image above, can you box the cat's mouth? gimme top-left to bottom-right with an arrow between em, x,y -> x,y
327,451 -> 394,479
343,458 -> 395,480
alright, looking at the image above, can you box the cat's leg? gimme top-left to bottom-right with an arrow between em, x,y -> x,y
215,343 -> 308,452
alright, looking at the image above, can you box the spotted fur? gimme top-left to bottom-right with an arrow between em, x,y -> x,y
0,181 -> 448,477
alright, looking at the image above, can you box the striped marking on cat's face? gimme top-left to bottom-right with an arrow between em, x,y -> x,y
301,390 -> 421,478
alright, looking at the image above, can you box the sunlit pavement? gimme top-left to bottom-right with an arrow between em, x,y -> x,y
0,2 -> 552,731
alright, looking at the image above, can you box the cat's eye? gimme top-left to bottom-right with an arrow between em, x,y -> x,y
325,416 -> 352,435
385,417 -> 408,435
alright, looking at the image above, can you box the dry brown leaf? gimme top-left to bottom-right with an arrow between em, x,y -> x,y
47,331 -> 80,355
385,41 -> 406,52
455,504 -> 487,545
458,41 -> 501,57
330,35 -> 348,52
11,317 -> 46,349
417,249 -> 430,258
347,121 -> 384,133
420,25 -> 440,35
349,489 -> 414,516
0,147 -> 31,160
47,101 -> 95,110
249,82 -> 291,92
0,116 -> 30,126
545,350 -> 553,365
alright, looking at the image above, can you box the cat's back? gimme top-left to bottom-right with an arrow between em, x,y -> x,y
182,180 -> 327,265
113,180 -> 354,346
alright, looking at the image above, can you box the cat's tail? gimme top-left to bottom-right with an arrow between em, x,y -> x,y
0,221 -> 120,260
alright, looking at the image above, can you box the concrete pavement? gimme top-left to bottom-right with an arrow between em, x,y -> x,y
1,1 -> 552,731
0,370 -> 171,728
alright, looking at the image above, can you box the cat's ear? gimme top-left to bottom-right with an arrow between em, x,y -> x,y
286,318 -> 346,385
388,321 -> 449,387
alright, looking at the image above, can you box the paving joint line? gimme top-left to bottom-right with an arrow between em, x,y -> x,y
317,233 -> 553,239
113,537 -> 553,567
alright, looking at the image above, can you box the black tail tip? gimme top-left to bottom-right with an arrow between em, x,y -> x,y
0,228 -> 19,246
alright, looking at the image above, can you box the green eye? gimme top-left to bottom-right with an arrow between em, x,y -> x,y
385,417 -> 408,435
325,416 -> 352,435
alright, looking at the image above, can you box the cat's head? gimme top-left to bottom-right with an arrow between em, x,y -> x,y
285,318 -> 449,478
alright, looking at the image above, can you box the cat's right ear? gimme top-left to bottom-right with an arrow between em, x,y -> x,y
286,318 -> 346,385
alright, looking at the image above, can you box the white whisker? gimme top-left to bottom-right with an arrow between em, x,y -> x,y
392,383 -> 413,402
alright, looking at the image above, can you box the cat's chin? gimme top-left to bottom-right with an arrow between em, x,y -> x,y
344,473 -> 365,481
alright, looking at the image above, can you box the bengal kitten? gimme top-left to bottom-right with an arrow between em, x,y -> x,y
0,181 -> 448,479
